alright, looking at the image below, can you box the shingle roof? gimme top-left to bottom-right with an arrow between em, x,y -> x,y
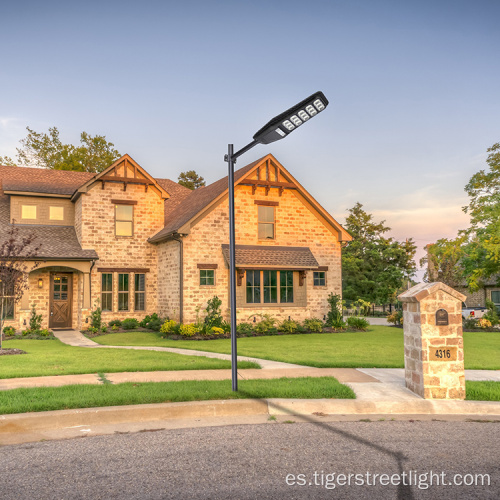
155,178 -> 193,224
0,165 -> 94,196
221,244 -> 320,269
0,178 -> 98,260
149,157 -> 264,243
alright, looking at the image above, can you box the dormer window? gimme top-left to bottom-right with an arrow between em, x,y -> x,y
258,206 -> 275,240
115,204 -> 133,237
49,206 -> 64,220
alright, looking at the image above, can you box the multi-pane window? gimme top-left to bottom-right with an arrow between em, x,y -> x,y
200,269 -> 215,286
0,281 -> 14,320
280,271 -> 294,303
313,271 -> 326,287
263,271 -> 278,303
246,270 -> 261,303
492,291 -> 500,313
101,273 -> 113,311
21,205 -> 37,219
246,270 -> 294,304
258,206 -> 275,240
115,205 -> 133,237
118,273 -> 129,311
135,274 -> 145,311
49,206 -> 64,220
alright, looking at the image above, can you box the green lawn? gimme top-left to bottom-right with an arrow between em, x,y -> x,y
466,381 -> 500,401
0,339 -> 259,379
92,327 -> 500,370
0,376 -> 355,415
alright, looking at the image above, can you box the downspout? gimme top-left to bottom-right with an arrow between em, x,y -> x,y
171,233 -> 183,324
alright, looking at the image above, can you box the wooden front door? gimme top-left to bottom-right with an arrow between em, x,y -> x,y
49,274 -> 72,328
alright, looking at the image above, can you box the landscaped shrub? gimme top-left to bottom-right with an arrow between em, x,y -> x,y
279,319 -> 298,333
179,323 -> 198,337
387,311 -> 403,326
462,316 -> 477,329
351,298 -> 372,317
326,293 -> 346,328
140,313 -> 159,328
29,304 -> 42,333
303,318 -> 323,333
147,318 -> 163,331
89,304 -> 102,331
160,319 -> 177,333
101,324 -> 108,333
86,326 -> 99,334
220,321 -> 231,333
484,300 -> 499,327
111,325 -> 120,332
108,319 -> 122,327
253,314 -> 277,334
237,322 -> 253,335
204,296 -> 223,330
347,316 -> 370,330
478,318 -> 492,329
210,326 -> 224,335
3,326 -> 16,336
121,318 -> 139,330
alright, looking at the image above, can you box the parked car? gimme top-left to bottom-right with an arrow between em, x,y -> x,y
461,303 -> 487,319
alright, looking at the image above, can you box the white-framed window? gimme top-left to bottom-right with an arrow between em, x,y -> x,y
258,206 -> 275,240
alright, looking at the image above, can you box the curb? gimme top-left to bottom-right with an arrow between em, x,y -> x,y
1,398 -> 500,446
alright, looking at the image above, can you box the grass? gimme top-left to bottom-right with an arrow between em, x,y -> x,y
92,327 -> 500,370
0,376 -> 355,414
0,339 -> 259,379
466,381 -> 500,401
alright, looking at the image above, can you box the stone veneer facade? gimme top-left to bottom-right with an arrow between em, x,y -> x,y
398,282 -> 466,400
158,181 -> 343,324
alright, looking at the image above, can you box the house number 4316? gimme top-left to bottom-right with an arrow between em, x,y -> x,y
434,349 -> 451,359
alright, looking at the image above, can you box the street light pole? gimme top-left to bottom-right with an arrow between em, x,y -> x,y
224,91 -> 329,392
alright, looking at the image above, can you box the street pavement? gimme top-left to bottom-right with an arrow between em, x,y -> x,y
0,421 -> 498,499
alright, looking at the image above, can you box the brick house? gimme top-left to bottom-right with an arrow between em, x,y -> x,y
0,154 -> 351,331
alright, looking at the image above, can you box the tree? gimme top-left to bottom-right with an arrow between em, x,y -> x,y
0,156 -> 16,166
178,170 -> 206,190
460,142 -> 500,291
0,226 -> 40,349
420,237 -> 466,287
342,202 -> 417,305
4,126 -> 121,172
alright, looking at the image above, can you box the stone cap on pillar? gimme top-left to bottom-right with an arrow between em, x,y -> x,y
398,282 -> 466,303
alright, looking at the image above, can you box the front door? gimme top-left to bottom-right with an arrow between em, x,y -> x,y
49,274 -> 72,328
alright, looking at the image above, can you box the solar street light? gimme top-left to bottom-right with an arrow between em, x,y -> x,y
225,91 -> 329,391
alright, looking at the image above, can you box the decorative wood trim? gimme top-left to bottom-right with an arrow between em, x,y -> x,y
241,179 -> 296,189
97,268 -> 150,273
317,266 -> 329,271
254,200 -> 279,206
299,270 -> 307,286
237,269 -> 245,286
197,263 -> 218,269
100,175 -> 152,185
111,199 -> 138,205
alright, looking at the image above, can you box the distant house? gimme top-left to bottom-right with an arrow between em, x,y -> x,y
0,154 -> 351,331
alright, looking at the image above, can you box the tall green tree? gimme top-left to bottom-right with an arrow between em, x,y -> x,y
460,142 -> 500,290
178,170 -> 206,190
420,237 -> 466,287
3,126 -> 121,172
342,202 -> 417,305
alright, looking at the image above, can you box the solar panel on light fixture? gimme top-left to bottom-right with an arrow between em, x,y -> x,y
252,91 -> 329,145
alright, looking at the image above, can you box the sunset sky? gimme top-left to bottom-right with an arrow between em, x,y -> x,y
1,0 -> 499,279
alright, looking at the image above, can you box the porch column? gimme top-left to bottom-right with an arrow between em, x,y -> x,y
83,273 -> 91,309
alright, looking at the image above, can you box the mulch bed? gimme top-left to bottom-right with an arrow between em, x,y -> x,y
0,348 -> 27,356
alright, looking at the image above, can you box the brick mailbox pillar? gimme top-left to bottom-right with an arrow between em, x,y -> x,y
398,282 -> 466,400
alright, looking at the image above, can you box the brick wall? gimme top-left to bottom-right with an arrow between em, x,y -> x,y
80,182 -> 164,324
173,184 -> 342,323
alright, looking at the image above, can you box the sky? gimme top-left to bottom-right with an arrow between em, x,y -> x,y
1,0 -> 499,279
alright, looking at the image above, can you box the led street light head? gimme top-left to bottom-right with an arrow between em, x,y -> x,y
252,91 -> 329,145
